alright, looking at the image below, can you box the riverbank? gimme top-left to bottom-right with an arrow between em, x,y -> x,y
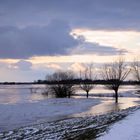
0,106 -> 139,140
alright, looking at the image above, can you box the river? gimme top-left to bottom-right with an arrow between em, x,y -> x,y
0,84 -> 139,131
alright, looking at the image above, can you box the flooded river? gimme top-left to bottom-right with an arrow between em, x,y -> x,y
0,84 -> 139,131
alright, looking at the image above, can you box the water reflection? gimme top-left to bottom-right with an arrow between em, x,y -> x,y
134,85 -> 140,95
0,88 -> 20,104
0,84 -> 140,132
75,85 -> 138,98
73,97 -> 140,117
29,93 -> 48,102
0,85 -> 46,104
0,84 -> 139,106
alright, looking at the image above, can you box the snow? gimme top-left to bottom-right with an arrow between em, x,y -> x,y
98,108 -> 140,140
0,98 -> 100,132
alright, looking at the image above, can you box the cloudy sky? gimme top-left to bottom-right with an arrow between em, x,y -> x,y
0,0 -> 139,82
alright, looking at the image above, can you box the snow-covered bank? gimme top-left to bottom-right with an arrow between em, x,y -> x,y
98,106 -> 140,140
0,106 -> 139,140
0,98 -> 100,132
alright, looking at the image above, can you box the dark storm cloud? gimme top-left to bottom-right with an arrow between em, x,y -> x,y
0,22 -> 126,58
0,20 -> 78,58
0,22 -> 123,58
0,0 -> 137,58
0,0 -> 140,30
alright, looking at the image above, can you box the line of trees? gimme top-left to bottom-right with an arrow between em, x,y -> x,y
45,57 -> 140,103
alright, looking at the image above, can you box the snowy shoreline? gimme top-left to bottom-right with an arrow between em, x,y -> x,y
0,105 -> 139,140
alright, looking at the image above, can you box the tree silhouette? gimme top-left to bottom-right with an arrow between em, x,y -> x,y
80,64 -> 95,98
46,71 -> 75,98
132,58 -> 140,82
102,57 -> 130,103
132,58 -> 140,94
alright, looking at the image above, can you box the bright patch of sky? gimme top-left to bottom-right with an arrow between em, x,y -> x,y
72,29 -> 140,55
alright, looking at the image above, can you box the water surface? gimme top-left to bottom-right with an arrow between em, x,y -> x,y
0,84 -> 139,131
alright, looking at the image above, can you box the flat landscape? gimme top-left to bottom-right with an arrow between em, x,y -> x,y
0,0 -> 140,139
0,84 -> 140,139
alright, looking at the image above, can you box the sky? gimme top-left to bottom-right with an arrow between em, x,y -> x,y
0,0 -> 140,82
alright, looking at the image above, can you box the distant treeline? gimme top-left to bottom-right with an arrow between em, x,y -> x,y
36,79 -> 140,85
0,79 -> 138,85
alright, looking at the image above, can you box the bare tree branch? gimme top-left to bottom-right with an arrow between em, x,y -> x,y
132,58 -> 140,82
79,63 -> 96,98
46,71 -> 75,98
102,57 -> 131,103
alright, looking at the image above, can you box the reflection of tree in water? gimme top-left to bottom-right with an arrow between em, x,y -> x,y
41,86 -> 55,98
135,85 -> 140,95
109,102 -> 121,112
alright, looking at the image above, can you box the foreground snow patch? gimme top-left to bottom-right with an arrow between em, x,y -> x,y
98,108 -> 140,140
0,98 -> 100,131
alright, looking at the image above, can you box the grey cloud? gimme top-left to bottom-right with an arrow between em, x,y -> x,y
0,0 -> 140,30
0,20 -> 78,58
0,20 -> 128,59
0,0 -> 136,59
72,42 -> 128,56
14,60 -> 32,70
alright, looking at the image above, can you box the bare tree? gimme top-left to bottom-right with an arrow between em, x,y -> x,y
102,57 -> 131,103
80,64 -> 95,98
46,71 -> 75,98
132,58 -> 140,94
132,59 -> 140,82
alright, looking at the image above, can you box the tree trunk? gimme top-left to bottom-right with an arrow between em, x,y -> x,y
86,91 -> 89,98
115,89 -> 118,103
68,92 -> 70,98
